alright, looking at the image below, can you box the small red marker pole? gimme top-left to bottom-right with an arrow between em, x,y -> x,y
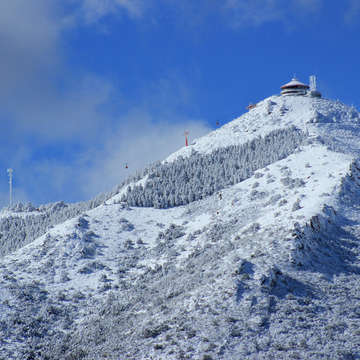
184,131 -> 189,147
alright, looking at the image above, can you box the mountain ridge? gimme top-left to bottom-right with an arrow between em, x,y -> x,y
1,94 -> 360,359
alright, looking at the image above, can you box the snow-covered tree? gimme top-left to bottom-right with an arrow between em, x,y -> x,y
121,127 -> 305,208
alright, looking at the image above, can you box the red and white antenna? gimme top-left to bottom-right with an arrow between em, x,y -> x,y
7,168 -> 13,207
184,131 -> 189,147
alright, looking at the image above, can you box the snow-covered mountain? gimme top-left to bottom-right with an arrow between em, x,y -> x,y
1,94 -> 360,359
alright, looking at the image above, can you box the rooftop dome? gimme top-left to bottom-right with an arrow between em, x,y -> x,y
281,77 -> 309,96
281,78 -> 310,89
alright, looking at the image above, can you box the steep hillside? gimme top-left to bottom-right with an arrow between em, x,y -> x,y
121,126 -> 306,208
0,178 -> 141,258
1,95 -> 360,359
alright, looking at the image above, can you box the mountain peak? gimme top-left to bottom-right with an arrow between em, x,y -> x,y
166,95 -> 360,164
2,92 -> 360,359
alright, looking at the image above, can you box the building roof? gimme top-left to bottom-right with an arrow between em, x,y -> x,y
281,78 -> 309,89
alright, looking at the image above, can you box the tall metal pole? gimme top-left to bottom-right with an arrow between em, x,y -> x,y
7,168 -> 13,207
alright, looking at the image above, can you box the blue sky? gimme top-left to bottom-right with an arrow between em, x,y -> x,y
1,0 -> 360,207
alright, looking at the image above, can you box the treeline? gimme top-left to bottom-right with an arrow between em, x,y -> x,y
121,126 -> 305,208
0,126 -> 305,257
0,201 -> 93,257
0,165 -> 149,257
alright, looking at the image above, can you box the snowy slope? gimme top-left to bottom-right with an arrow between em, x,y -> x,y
0,200 -> 101,258
1,95 -> 360,359
166,95 -> 360,161
108,95 -> 360,205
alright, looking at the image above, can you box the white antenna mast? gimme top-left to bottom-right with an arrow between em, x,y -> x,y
7,168 -> 13,207
310,75 -> 317,91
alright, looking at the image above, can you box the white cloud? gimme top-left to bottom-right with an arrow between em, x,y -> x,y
0,3 -> 212,210
0,1 -> 144,146
0,0 -> 211,208
0,0 -> 122,206
0,1 -> 123,144
13,75 -> 115,142
0,1 -> 107,144
0,111 -> 211,207
1,0 -> 331,209
0,0 -> 61,100
77,111 -> 211,199
62,74 -> 211,200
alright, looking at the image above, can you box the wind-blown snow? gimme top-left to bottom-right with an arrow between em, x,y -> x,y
1,95 -> 360,359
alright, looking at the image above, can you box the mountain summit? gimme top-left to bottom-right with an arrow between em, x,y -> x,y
1,91 -> 360,359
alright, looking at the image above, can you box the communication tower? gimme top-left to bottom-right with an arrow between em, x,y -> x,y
310,75 -> 317,91
7,168 -> 13,207
309,75 -> 322,98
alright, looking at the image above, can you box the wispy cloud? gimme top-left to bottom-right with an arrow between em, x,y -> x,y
223,0 -> 323,27
67,0 -> 324,29
0,0 -> 330,209
1,109 -> 211,206
0,0 -> 61,100
224,0 -> 283,27
76,0 -> 146,23
345,0 -> 360,24
77,112 -> 211,199
0,0 -> 212,209
75,74 -> 211,198
9,75 -> 115,143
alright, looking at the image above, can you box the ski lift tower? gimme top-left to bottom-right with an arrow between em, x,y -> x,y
7,168 -> 13,207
